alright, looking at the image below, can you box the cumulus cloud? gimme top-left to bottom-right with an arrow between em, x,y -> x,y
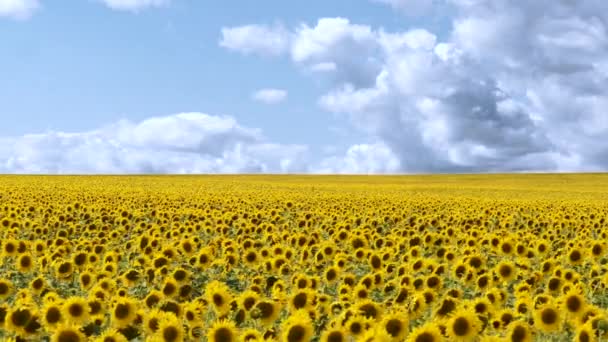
100,0 -> 169,11
0,0 -> 39,19
0,113 -> 309,174
221,1 -> 608,172
316,143 -> 401,174
220,24 -> 291,57
0,112 -> 401,174
252,88 -> 288,105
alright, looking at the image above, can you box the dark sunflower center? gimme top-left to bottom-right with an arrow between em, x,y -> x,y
452,317 -> 470,336
163,326 -> 180,342
359,304 -> 378,319
0,283 -> 9,295
541,308 -> 558,325
511,325 -> 527,342
350,322 -> 362,334
46,307 -> 61,323
385,319 -> 403,337
292,293 -> 307,309
114,303 -> 130,319
213,294 -> 224,307
415,332 -> 436,342
213,327 -> 233,342
68,304 -> 84,317
257,302 -> 274,319
566,296 -> 582,313
327,331 -> 344,342
287,325 -> 306,342
12,309 -> 31,326
56,330 -> 81,342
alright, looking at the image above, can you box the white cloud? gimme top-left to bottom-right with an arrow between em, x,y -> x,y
0,113 -> 309,174
0,112 -> 419,174
220,24 -> 291,57
316,143 -> 401,174
222,1 -> 608,172
252,88 -> 288,105
0,0 -> 39,19
100,0 -> 169,11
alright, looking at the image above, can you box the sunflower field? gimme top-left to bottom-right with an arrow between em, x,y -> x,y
1,174 -> 608,342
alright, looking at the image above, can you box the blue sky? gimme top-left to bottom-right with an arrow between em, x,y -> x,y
0,0 -> 606,173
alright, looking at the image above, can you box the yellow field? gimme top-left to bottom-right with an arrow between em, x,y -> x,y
1,174 -> 608,341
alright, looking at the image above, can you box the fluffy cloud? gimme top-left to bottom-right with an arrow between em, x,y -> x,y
316,143 -> 401,174
0,112 -> 400,174
221,1 -> 608,172
0,0 -> 39,19
252,88 -> 288,105
100,0 -> 169,11
220,24 -> 291,57
0,113 -> 308,174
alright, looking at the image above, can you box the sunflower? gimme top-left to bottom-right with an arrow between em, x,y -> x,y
240,328 -> 263,341
205,281 -> 234,317
356,299 -> 383,322
560,289 -> 586,319
506,321 -> 532,342
111,297 -> 137,328
533,304 -> 562,333
30,276 -> 46,295
344,315 -> 368,338
445,309 -> 481,342
238,290 -> 260,312
41,302 -> 64,331
63,297 -> 89,325
0,279 -> 13,300
252,300 -> 281,327
289,289 -> 316,312
280,309 -> 313,342
51,323 -> 86,342
406,322 -> 444,342
154,314 -> 185,342
17,254 -> 35,273
162,279 -> 179,298
207,319 -> 239,342
6,306 -> 34,335
54,260 -> 74,279
320,327 -> 348,342
380,312 -> 408,340
144,309 -> 167,336
145,290 -> 164,309
495,261 -> 517,283
95,328 -> 128,342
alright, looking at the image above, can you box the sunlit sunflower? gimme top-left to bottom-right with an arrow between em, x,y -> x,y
445,309 -> 481,342
280,309 -> 313,342
406,322 -> 444,342
207,319 -> 239,342
506,321 -> 533,342
380,312 -> 408,340
533,304 -> 562,333
62,297 -> 89,325
95,328 -> 128,342
153,314 -> 184,342
51,323 -> 86,342
205,281 -> 234,317
252,300 -> 281,327
111,297 -> 137,328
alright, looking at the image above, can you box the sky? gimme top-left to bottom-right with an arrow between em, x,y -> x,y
0,0 -> 606,174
